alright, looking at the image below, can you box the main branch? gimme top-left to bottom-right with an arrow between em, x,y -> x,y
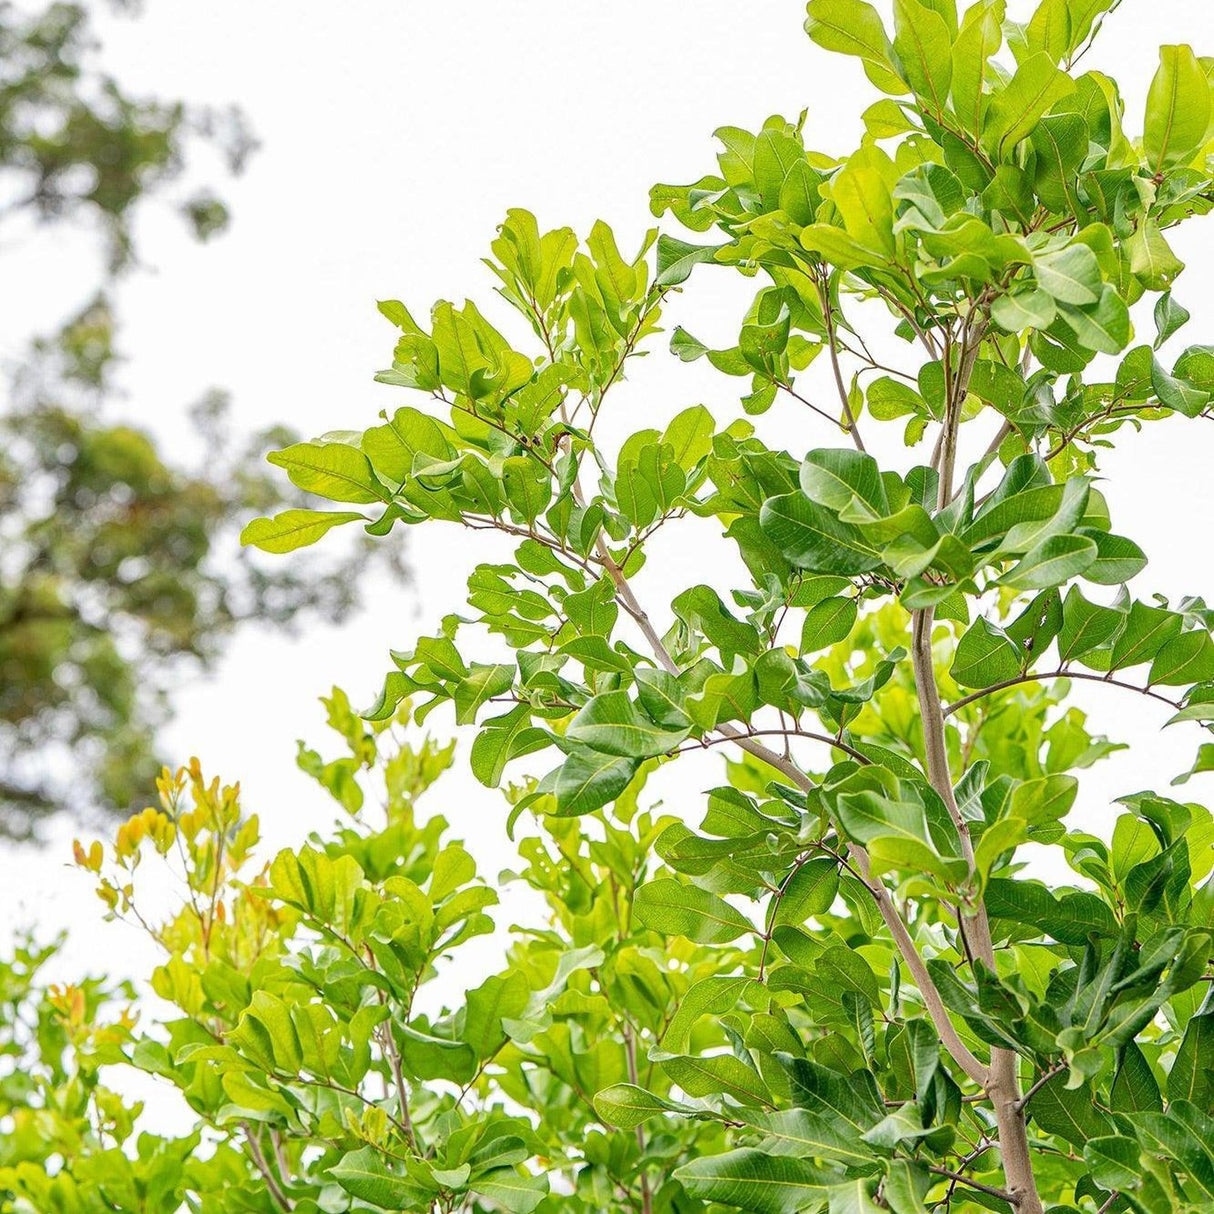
912,319 -> 1043,1214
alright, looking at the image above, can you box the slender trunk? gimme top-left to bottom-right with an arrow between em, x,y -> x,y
912,606 -> 1043,1212
913,325 -> 1044,1211
624,1025 -> 653,1214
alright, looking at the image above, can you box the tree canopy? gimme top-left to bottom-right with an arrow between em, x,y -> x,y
5,1 -> 1214,1212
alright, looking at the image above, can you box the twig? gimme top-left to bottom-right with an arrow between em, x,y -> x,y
929,1165 -> 1014,1203
1015,1062 -> 1067,1112
242,1122 -> 294,1211
944,669 -> 1181,718
815,267 -> 866,451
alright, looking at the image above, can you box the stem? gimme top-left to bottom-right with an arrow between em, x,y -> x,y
381,1022 -> 416,1150
675,725 -> 872,768
624,1024 -> 653,1214
944,668 -> 1180,718
929,1165 -> 1014,1202
817,268 -> 866,452
601,552 -> 988,1087
915,329 -> 1044,1214
1016,1061 -> 1067,1112
717,723 -> 988,1086
242,1122 -> 294,1211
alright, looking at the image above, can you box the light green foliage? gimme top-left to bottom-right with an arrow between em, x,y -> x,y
22,694 -> 735,1213
12,2 -> 1214,1212
236,3 -> 1214,1208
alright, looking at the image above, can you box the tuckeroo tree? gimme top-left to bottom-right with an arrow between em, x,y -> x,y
11,1 -> 1214,1212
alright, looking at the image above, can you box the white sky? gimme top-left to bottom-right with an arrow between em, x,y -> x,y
4,0 -> 1214,1044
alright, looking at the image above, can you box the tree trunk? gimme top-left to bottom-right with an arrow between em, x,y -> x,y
912,604 -> 1044,1214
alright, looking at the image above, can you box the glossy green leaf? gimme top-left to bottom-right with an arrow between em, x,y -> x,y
633,878 -> 755,943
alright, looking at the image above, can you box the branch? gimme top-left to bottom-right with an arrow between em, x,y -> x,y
599,535 -> 988,1087
815,268 -> 866,452
943,668 -> 1181,719
1015,1061 -> 1067,1113
675,725 -> 873,769
241,1123 -> 294,1211
623,1024 -> 653,1214
928,1166 -> 1014,1203
716,724 -> 988,1086
777,380 -> 852,434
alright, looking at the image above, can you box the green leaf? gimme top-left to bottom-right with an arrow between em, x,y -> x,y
1030,1074 -> 1114,1147
760,492 -> 882,576
799,448 -> 888,516
663,404 -> 716,470
831,149 -> 897,257
329,1147 -> 437,1208
553,750 -> 640,816
774,858 -> 840,925
984,52 -> 1075,157
240,509 -> 366,553
470,705 -> 547,787
662,977 -> 753,1053
656,235 -> 723,287
952,618 -> 1022,688
800,596 -> 858,652
593,1083 -> 704,1129
660,1052 -> 773,1105
1058,285 -> 1131,355
892,0 -> 953,115
675,1150 -> 831,1214
1085,532 -> 1148,584
951,0 -> 1003,135
991,288 -> 1056,333
1058,585 -> 1125,662
363,406 -> 453,481
1034,243 -> 1102,305
502,456 -> 552,523
463,972 -> 529,1058
1109,602 -> 1183,670
267,847 -> 364,933
1130,219 -> 1185,292
1083,1136 -> 1145,1192
633,878 -> 755,944
1154,292 -> 1191,349
1168,1002 -> 1214,1109
1133,1103 -> 1214,1199
999,533 -> 1098,590
1143,45 -> 1211,172
268,441 -> 389,504
1148,630 -> 1214,687
470,1169 -> 548,1213
565,690 -> 690,758
780,1055 -> 884,1132
804,0 -> 908,95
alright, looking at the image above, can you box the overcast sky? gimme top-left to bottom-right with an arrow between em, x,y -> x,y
5,0 -> 1214,1043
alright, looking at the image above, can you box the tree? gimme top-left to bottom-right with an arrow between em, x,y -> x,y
7,1 -> 1214,1211
0,2 -> 402,838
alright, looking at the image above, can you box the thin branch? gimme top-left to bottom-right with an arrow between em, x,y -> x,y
623,1024 -> 653,1214
242,1123 -> 294,1211
944,668 -> 1181,719
675,725 -> 872,769
928,1165 -> 1014,1203
597,530 -> 988,1088
1015,1061 -> 1067,1113
777,380 -> 852,433
815,268 -> 866,451
717,725 -> 988,1086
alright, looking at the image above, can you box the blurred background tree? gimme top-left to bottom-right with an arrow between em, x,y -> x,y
0,1 -> 404,840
